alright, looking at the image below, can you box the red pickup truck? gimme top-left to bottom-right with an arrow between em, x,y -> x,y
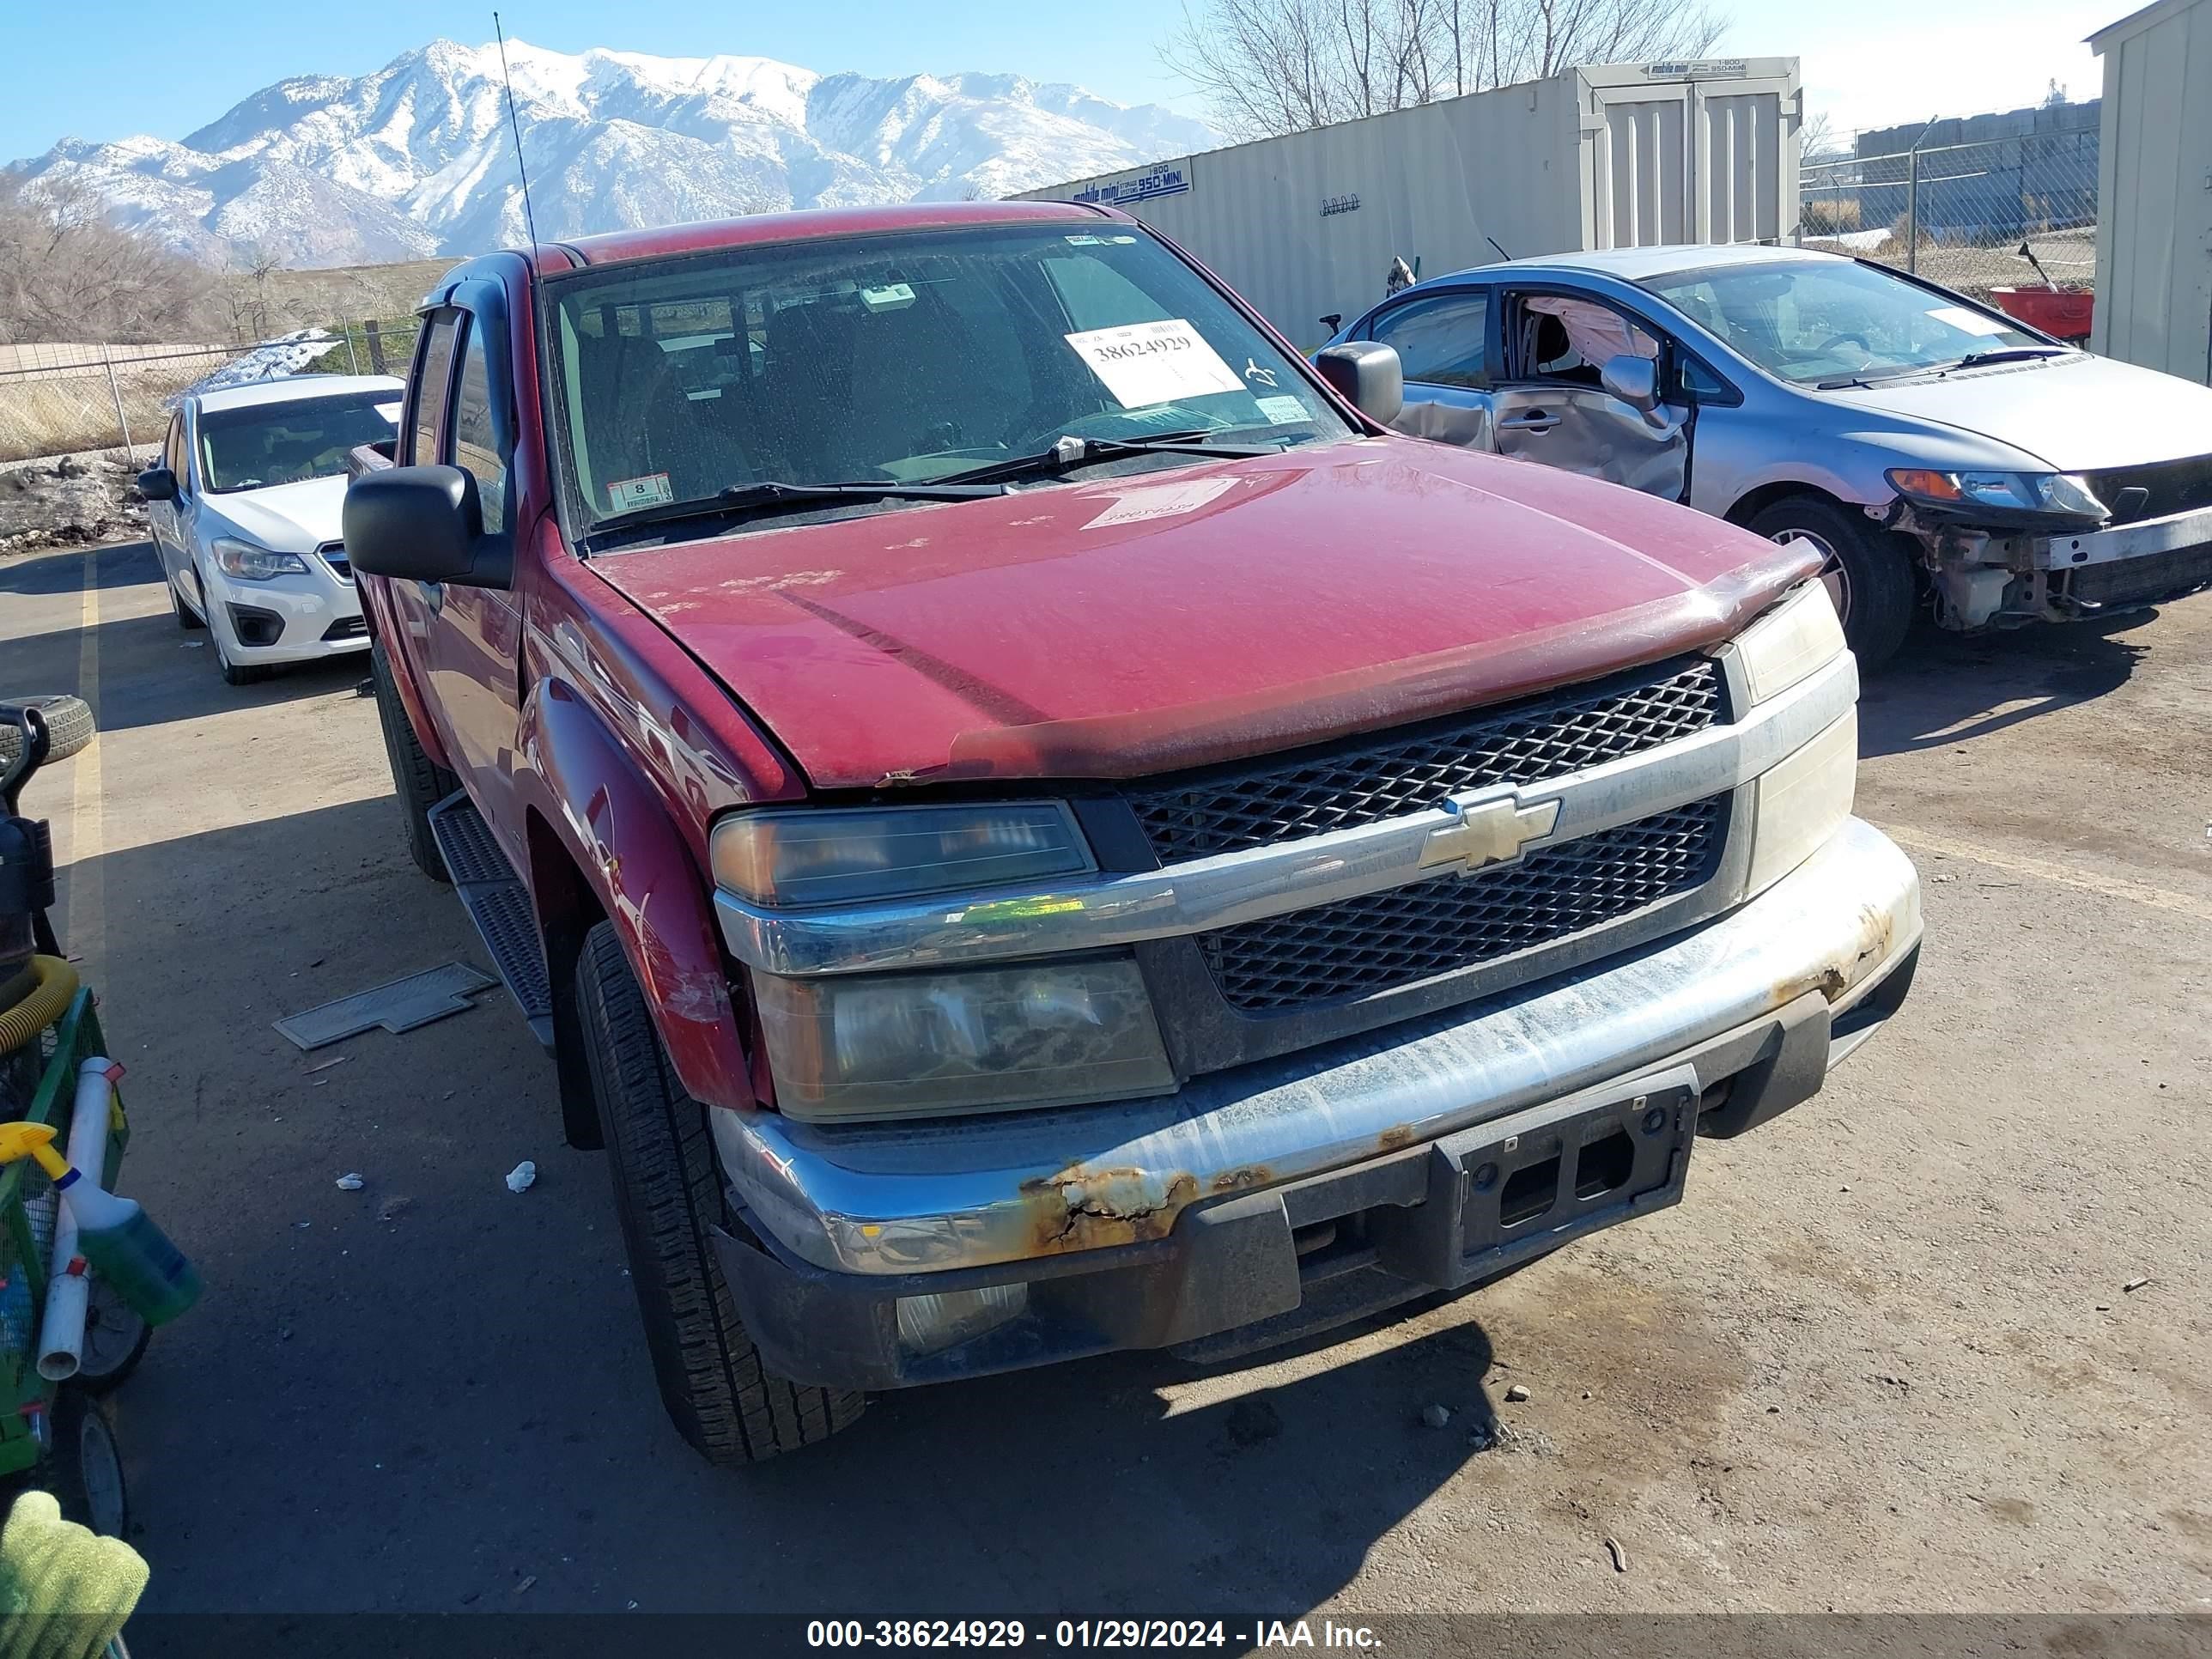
343,201 -> 1922,1465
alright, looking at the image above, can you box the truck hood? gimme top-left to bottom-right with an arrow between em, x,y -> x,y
204,473 -> 347,551
1816,352 -> 2212,471
595,441 -> 1814,789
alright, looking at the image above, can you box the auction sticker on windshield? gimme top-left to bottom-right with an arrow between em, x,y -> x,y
1925,304 -> 2009,337
1065,319 -> 1244,408
607,472 -> 674,512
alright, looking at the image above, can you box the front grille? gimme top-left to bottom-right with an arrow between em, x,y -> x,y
1129,657 -> 1723,864
2084,454 -> 2212,524
320,616 -> 368,641
319,541 -> 352,581
1197,796 -> 1729,1012
2067,543 -> 2212,607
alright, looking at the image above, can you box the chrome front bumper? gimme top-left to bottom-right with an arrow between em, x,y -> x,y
710,815 -> 1921,1279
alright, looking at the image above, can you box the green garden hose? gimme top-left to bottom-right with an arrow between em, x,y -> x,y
0,959 -> 76,1059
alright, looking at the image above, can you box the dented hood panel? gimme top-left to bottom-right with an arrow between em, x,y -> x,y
595,440 -> 1814,789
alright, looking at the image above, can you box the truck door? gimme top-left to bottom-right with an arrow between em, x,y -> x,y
1490,289 -> 1690,502
1360,286 -> 1500,449
419,295 -> 525,852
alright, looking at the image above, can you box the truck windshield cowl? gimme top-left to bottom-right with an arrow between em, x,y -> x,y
544,222 -> 1352,537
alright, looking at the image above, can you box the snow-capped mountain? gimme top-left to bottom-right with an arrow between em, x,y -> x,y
9,39 -> 1216,268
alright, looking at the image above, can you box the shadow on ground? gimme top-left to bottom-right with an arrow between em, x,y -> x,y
0,542 -> 370,729
63,787 -> 1513,1616
1858,611 -> 2154,757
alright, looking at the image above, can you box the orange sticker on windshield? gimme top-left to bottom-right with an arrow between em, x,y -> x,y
608,473 -> 673,512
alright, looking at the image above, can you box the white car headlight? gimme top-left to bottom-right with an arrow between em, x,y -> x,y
1733,580 -> 1848,704
1887,468 -> 2106,521
211,537 -> 309,580
711,802 -> 1092,908
752,956 -> 1175,1121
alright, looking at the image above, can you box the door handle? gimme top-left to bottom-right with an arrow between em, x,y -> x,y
1498,411 -> 1560,433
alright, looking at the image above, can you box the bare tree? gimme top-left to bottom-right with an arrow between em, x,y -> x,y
0,172 -> 222,345
1166,0 -> 1727,141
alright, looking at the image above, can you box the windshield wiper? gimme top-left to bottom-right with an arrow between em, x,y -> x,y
587,477 -> 1009,544
938,429 -> 1285,487
1814,345 -> 2069,391
1944,347 -> 2070,372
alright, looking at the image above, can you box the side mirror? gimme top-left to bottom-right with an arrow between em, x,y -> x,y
1314,342 -> 1403,426
136,465 -> 179,503
343,465 -> 512,589
1600,354 -> 1662,416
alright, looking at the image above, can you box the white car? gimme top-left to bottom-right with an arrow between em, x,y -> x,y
139,374 -> 404,684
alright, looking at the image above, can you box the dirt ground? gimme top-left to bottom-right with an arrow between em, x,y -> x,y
1,538 -> 2207,1621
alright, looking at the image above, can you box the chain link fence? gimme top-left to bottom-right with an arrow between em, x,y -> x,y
1799,127 -> 2099,336
0,317 -> 423,465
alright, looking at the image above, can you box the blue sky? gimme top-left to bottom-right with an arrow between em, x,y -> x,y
0,0 -> 2119,163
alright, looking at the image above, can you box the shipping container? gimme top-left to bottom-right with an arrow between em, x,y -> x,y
1018,58 -> 1802,347
2090,0 -> 2212,384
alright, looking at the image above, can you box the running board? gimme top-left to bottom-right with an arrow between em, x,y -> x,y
426,790 -> 554,1049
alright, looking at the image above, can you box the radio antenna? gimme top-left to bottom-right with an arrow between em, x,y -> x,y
492,12 -> 541,252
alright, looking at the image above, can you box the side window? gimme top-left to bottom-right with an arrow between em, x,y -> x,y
1368,292 -> 1489,388
407,312 -> 459,466
1678,353 -> 1738,404
448,319 -> 507,535
162,415 -> 188,483
1514,295 -> 1659,387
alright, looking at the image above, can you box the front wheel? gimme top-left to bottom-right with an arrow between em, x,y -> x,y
575,921 -> 865,1465
1744,495 -> 1917,669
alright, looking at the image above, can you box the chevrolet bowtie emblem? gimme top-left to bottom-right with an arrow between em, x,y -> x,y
1419,793 -> 1561,875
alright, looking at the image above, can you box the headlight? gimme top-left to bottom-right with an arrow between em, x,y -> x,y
1886,468 -> 2106,521
752,956 -> 1175,1121
1733,581 -> 1846,703
1746,709 -> 1857,894
211,538 -> 308,580
711,803 -> 1091,908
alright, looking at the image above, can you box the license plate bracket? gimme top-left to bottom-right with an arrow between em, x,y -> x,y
1370,1066 -> 1699,1290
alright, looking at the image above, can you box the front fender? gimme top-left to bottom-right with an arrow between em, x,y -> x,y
519,676 -> 751,1111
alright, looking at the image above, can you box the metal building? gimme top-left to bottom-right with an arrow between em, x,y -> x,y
2091,0 -> 2212,383
1017,59 -> 1802,346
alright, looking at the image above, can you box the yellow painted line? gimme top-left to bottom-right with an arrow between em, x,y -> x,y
1883,823 -> 2212,926
68,554 -> 106,980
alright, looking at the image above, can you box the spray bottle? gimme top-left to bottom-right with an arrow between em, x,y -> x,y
0,1122 -> 198,1326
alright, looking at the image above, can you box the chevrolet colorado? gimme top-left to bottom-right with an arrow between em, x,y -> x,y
343,201 -> 1922,1464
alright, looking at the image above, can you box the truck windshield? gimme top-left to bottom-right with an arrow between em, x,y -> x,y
544,221 -> 1352,532
197,393 -> 400,493
1638,258 -> 2056,386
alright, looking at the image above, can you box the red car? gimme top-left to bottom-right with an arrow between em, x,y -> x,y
343,202 -> 1920,1463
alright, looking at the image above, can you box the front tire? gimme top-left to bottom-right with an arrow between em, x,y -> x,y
575,921 -> 865,1465
1745,495 -> 1917,669
369,638 -> 457,882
